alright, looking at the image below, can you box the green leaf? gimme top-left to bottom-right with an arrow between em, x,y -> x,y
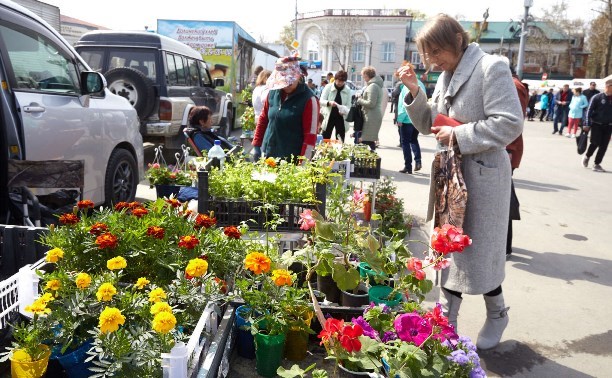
315,258 -> 333,276
332,263 -> 360,291
358,335 -> 382,354
315,220 -> 335,241
371,213 -> 382,221
277,363 -> 314,378
367,234 -> 380,253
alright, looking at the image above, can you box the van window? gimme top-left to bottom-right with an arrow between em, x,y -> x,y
174,55 -> 187,85
186,58 -> 200,87
0,22 -> 79,94
78,49 -> 104,73
198,61 -> 211,86
166,53 -> 187,86
107,48 -> 156,81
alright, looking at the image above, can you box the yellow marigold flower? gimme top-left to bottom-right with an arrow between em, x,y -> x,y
135,277 -> 150,290
99,306 -> 125,333
39,292 -> 54,305
264,157 -> 277,167
148,287 -> 167,303
46,279 -> 61,291
271,269 -> 293,287
75,273 -> 92,289
244,252 -> 271,275
106,256 -> 127,270
96,283 -> 117,302
150,302 -> 173,315
185,258 -> 208,278
24,299 -> 51,315
45,247 -> 64,263
152,311 -> 177,334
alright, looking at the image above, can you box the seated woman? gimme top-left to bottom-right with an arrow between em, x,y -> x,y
185,106 -> 233,155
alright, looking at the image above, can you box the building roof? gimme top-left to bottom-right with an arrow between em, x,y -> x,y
60,14 -> 109,30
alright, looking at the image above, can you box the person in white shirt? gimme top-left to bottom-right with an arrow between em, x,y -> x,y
252,70 -> 272,123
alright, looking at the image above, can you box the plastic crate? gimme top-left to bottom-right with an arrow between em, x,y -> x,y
350,157 -> 381,179
197,171 -> 326,231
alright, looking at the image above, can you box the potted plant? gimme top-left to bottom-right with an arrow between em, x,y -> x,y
146,163 -> 193,198
239,106 -> 256,138
0,296 -> 53,378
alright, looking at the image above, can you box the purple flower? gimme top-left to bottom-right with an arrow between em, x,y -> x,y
393,313 -> 432,346
382,331 -> 397,343
351,316 -> 378,340
449,349 -> 469,365
470,366 -> 487,378
460,336 -> 478,352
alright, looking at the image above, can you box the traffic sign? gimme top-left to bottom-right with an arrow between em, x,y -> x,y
290,40 -> 300,49
542,72 -> 548,80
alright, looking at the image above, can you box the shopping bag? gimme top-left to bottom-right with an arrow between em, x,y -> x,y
576,129 -> 588,155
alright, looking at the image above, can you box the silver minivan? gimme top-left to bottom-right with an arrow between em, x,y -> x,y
0,0 -> 144,210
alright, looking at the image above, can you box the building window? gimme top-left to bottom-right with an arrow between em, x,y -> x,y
353,42 -> 365,62
526,56 -> 537,65
308,50 -> 319,62
383,74 -> 393,85
382,42 -> 395,62
547,54 -> 559,67
410,51 -> 422,66
575,55 -> 584,68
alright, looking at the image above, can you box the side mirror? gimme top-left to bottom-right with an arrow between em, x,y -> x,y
213,78 -> 224,87
80,71 -> 106,95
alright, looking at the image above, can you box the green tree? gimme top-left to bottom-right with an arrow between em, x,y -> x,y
588,0 -> 612,76
541,0 -> 586,76
276,24 -> 294,51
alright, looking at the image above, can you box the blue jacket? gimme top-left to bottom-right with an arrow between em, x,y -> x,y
568,94 -> 588,119
539,93 -> 549,110
397,81 -> 426,124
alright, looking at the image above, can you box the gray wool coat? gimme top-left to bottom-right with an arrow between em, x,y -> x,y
405,43 -> 523,294
357,75 -> 384,141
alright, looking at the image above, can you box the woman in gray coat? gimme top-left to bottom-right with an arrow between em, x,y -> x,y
399,14 -> 523,350
356,66 -> 384,150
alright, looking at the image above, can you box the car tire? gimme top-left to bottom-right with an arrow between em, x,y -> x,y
104,149 -> 138,206
220,105 -> 233,138
105,67 -> 156,119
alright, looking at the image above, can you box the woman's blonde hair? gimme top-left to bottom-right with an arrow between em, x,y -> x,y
416,14 -> 470,69
255,69 -> 272,86
361,66 -> 376,80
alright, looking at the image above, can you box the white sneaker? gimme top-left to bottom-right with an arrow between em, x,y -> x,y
565,133 -> 571,137
571,134 -> 576,138
593,164 -> 606,172
582,155 -> 589,168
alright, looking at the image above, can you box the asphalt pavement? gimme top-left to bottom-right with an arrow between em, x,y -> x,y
136,108 -> 612,377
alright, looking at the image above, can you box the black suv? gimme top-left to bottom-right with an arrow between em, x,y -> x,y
75,31 -> 234,147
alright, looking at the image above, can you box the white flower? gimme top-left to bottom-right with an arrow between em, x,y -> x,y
251,171 -> 277,183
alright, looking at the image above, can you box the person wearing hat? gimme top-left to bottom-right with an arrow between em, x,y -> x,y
252,56 -> 319,161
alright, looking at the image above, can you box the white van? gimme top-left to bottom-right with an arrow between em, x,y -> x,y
0,0 -> 144,212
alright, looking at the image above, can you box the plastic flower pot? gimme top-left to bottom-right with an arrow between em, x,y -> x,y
317,274 -> 341,304
368,285 -> 403,307
255,332 -> 286,377
10,345 -> 51,378
358,262 -> 386,285
337,362 -> 375,377
56,340 -> 94,378
340,283 -> 370,307
363,199 -> 372,221
284,310 -> 313,361
154,184 -> 183,199
235,305 -> 256,359
381,358 -> 400,378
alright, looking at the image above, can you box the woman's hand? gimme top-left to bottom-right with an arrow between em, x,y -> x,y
397,65 -> 420,97
329,101 -> 337,107
431,126 -> 456,146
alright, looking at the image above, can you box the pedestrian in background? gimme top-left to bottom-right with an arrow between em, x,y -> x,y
320,70 -> 351,142
527,91 -> 537,121
252,56 -> 319,161
582,81 -> 600,103
399,13 -> 523,350
567,87 -> 588,138
395,62 -> 425,174
582,76 -> 612,172
248,65 -> 263,88
546,88 -> 554,121
390,80 -> 401,113
553,85 -> 572,134
252,69 -> 272,124
539,90 -> 549,122
356,66 -> 384,150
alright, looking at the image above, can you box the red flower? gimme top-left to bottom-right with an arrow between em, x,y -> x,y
89,222 -> 109,236
182,210 -> 194,219
165,198 -> 181,208
131,208 -> 149,218
430,224 -> 472,255
178,235 -> 199,249
424,303 -> 449,328
318,318 -> 344,344
77,200 -> 94,209
59,213 -> 79,225
223,226 -> 241,239
146,226 -> 165,239
339,324 -> 363,353
414,269 -> 426,281
406,257 -> 422,272
214,277 -> 228,294
194,213 -> 216,229
114,202 -> 130,211
128,201 -> 144,209
96,232 -> 118,249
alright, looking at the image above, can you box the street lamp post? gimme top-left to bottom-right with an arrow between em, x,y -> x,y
516,0 -> 533,80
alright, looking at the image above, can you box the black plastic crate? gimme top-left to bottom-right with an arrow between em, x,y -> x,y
197,171 -> 326,232
350,157 -> 381,179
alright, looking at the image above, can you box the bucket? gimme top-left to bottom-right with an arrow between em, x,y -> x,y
255,332 -> 286,377
368,285 -> 403,307
10,345 -> 51,378
317,275 -> 341,304
56,340 -> 94,377
284,310 -> 313,361
155,184 -> 183,199
235,305 -> 256,359
341,287 -> 370,307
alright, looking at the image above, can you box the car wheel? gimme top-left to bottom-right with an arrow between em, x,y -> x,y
221,106 -> 233,137
105,67 -> 156,119
104,149 -> 138,206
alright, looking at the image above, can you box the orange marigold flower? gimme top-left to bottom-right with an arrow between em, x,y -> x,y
131,208 -> 149,218
114,202 -> 130,211
178,235 -> 199,249
194,213 -> 216,229
223,226 -> 241,239
165,198 -> 181,208
96,232 -> 118,249
77,200 -> 95,209
59,213 -> 79,225
271,269 -> 293,286
182,210 -> 194,219
264,157 -> 277,167
244,252 -> 271,275
89,222 -> 109,236
128,201 -> 144,209
146,226 -> 165,239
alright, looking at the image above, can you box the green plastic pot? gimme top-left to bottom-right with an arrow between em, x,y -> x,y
255,332 -> 286,377
368,285 -> 403,307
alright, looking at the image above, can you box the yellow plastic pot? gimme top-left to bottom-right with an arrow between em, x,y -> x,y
10,345 -> 51,378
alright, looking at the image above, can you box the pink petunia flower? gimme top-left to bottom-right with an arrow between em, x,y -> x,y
394,313 -> 432,346
298,209 -> 316,231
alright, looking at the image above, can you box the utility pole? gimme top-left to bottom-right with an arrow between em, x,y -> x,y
516,0 -> 534,80
294,0 -> 298,40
